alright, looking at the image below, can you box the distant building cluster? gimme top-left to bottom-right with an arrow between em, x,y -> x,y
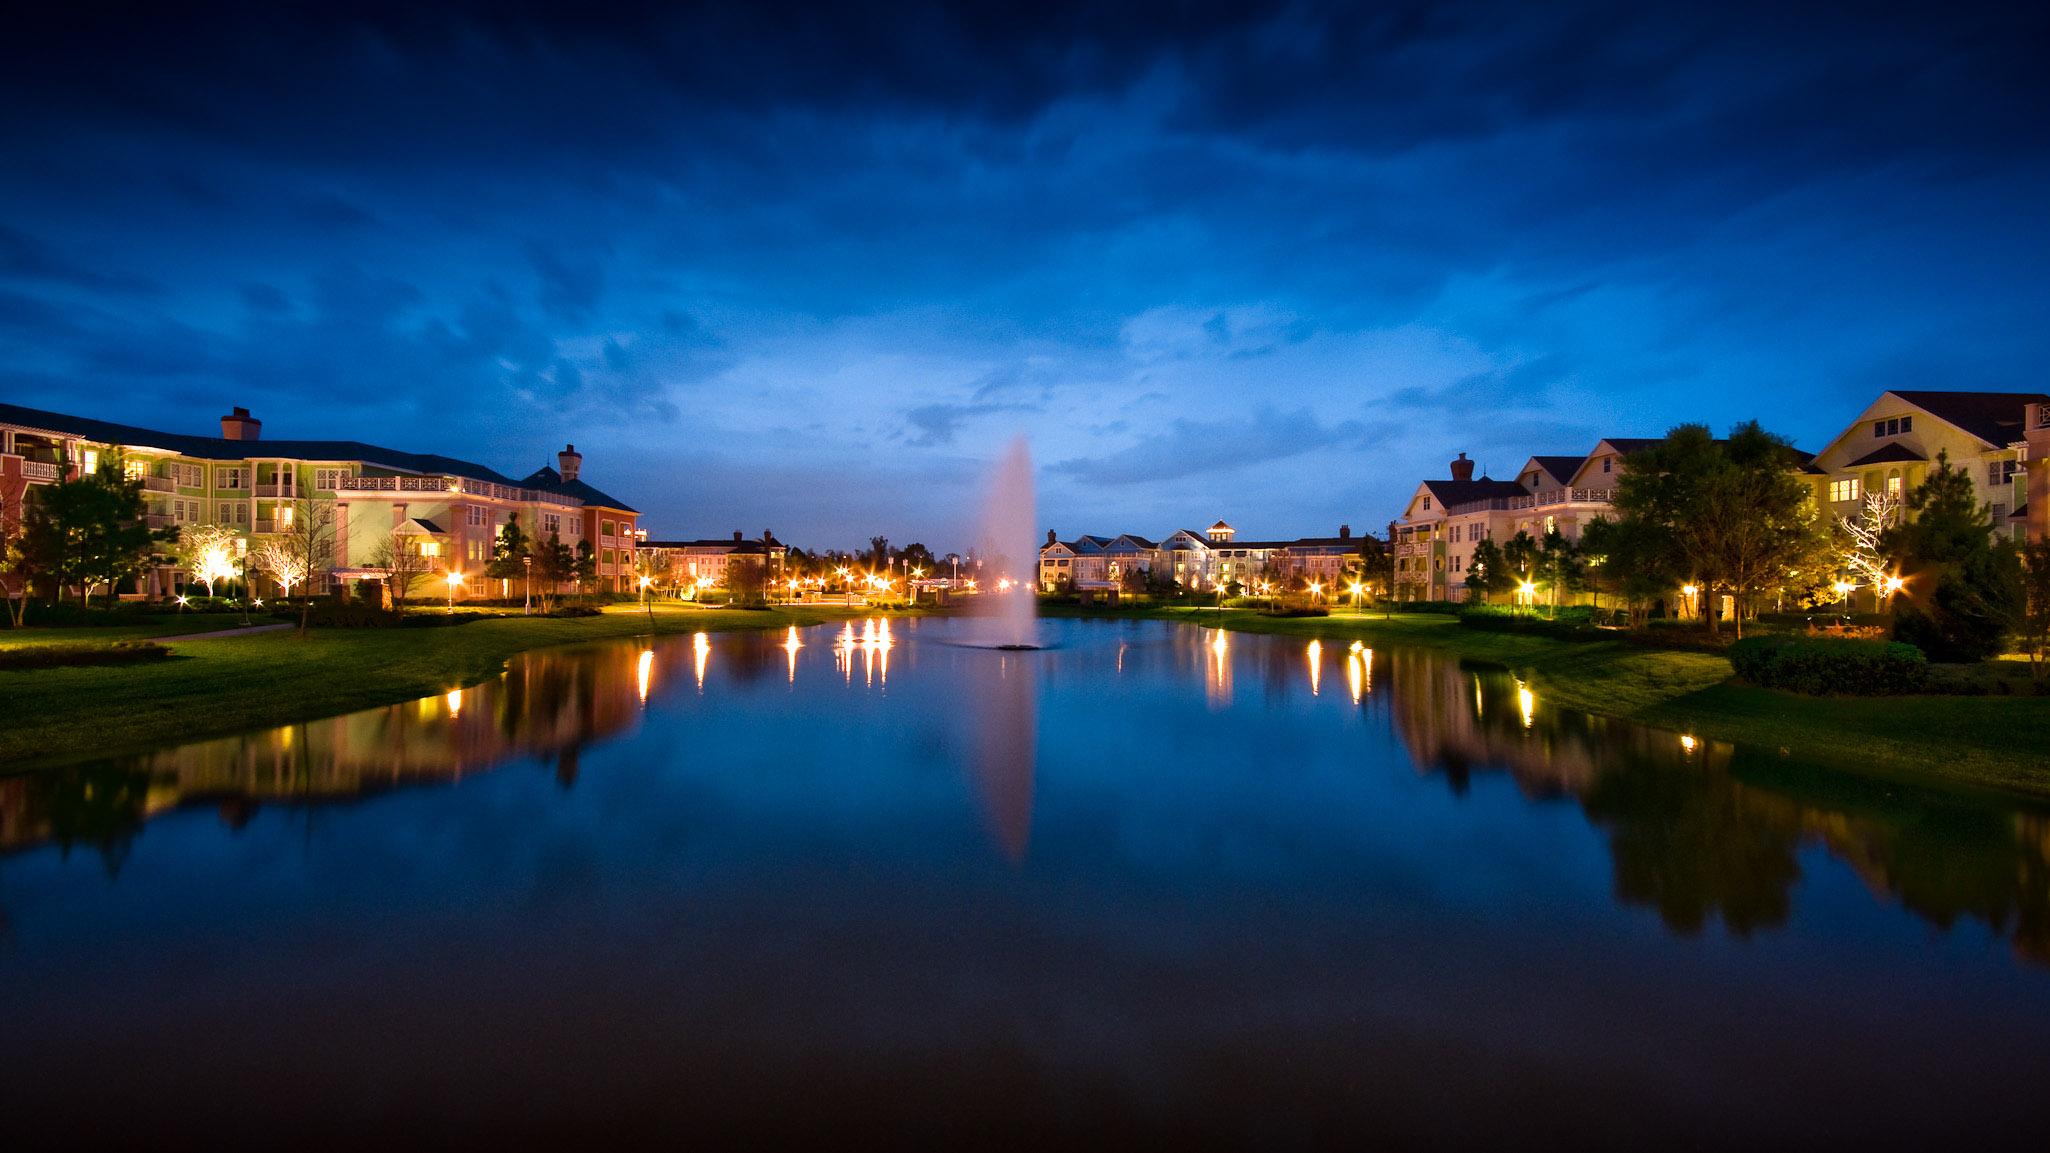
1391,389 -> 2050,603
0,402 -> 641,599
1038,520 -> 1375,595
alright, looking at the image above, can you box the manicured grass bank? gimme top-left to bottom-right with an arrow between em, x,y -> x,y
0,603 -> 903,767
1046,605 -> 2050,800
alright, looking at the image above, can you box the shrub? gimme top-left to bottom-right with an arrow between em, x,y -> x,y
542,605 -> 602,618
1727,635 -> 1929,695
1459,607 -> 1603,640
1260,605 -> 1329,618
0,640 -> 172,670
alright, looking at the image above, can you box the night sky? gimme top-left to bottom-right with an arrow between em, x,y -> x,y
3,1 -> 2045,548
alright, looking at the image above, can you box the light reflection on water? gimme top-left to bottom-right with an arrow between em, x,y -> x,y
0,616 -> 2047,1145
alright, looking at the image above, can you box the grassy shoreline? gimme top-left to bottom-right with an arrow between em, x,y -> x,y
1043,604 -> 2050,800
0,603 -> 910,769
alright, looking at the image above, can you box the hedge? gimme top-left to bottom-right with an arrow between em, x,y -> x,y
0,640 -> 173,670
1727,635 -> 1929,695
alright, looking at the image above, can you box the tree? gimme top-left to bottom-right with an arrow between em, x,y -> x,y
253,539 -> 309,601
728,555 -> 767,605
2,488 -> 33,625
1839,490 -> 1901,591
1610,422 -> 1820,637
16,454 -> 170,607
371,533 -> 431,609
1501,531 -> 1538,611
1578,515 -> 1676,626
178,523 -> 242,598
1535,529 -> 1583,617
572,539 -> 597,595
530,531 -> 576,609
1881,451 -> 2023,661
486,512 -> 530,581
2020,542 -> 2050,679
1465,538 -> 1511,603
868,535 -> 890,570
274,494 -> 336,633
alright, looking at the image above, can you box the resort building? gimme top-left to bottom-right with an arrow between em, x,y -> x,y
1038,521 -> 1377,593
637,532 -> 788,592
1804,390 -> 2048,544
1390,388 -> 2050,604
0,402 -> 640,599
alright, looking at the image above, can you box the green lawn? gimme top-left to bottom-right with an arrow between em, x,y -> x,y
0,603 -> 904,767
1046,605 -> 2050,799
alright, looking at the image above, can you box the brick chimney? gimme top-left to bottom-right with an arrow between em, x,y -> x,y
1450,452 -> 1474,482
1339,524 -> 1351,539
557,444 -> 582,482
1046,529 -> 1057,545
733,530 -> 744,542
220,407 -> 262,441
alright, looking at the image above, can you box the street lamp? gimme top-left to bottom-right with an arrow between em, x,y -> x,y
639,574 -> 654,622
445,569 -> 464,613
522,554 -> 532,615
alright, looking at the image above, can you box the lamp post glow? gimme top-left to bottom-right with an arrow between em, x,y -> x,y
522,554 -> 532,615
444,569 -> 464,613
639,574 -> 654,623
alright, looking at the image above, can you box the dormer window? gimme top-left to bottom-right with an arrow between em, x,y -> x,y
1873,416 -> 1912,437
1602,458 -> 1612,474
1422,497 -> 1431,511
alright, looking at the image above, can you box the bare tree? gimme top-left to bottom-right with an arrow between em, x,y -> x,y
371,532 -> 431,610
274,494 -> 336,632
253,539 -> 309,599
1838,490 -> 1900,590
179,523 -> 242,598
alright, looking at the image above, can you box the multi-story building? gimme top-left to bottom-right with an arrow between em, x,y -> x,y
1038,521 -> 1377,593
0,403 -> 640,599
1804,391 -> 2048,544
1391,389 -> 2050,605
638,532 -> 788,592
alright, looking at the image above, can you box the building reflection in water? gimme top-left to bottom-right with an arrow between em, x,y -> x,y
1382,645 -> 2050,965
0,640 -> 671,861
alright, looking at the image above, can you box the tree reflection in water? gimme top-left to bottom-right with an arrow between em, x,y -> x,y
1383,648 -> 2050,962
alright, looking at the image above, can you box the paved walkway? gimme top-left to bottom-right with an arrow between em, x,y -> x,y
155,622 -> 294,641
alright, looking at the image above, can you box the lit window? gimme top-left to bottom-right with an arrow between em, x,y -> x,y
1829,479 -> 1862,503
82,449 -> 99,474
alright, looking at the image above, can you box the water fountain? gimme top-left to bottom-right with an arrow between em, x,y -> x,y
971,434 -> 1040,650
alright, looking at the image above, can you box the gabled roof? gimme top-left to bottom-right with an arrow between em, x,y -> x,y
395,517 -> 445,535
1842,442 -> 1927,468
1208,520 -> 1233,530
520,466 -> 639,514
1420,478 -> 1526,506
1593,437 -> 1665,455
1526,455 -> 1585,485
1110,534 -> 1157,550
1888,390 -> 2050,447
1165,530 -> 1212,548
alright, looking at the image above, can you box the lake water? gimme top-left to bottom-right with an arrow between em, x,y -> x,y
2,616 -> 2046,1148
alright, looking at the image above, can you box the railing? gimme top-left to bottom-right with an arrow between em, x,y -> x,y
22,460 -> 61,481
254,519 -> 277,534
336,474 -> 582,507
254,483 -> 294,497
145,514 -> 175,529
143,476 -> 175,493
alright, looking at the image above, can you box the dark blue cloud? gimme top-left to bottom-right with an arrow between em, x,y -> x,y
0,1 -> 2045,547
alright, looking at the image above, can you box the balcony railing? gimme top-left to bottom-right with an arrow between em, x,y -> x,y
145,514 -> 176,529
254,483 -> 294,497
254,519 -> 277,534
336,474 -> 581,507
22,460 -> 61,481
143,476 -> 175,493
